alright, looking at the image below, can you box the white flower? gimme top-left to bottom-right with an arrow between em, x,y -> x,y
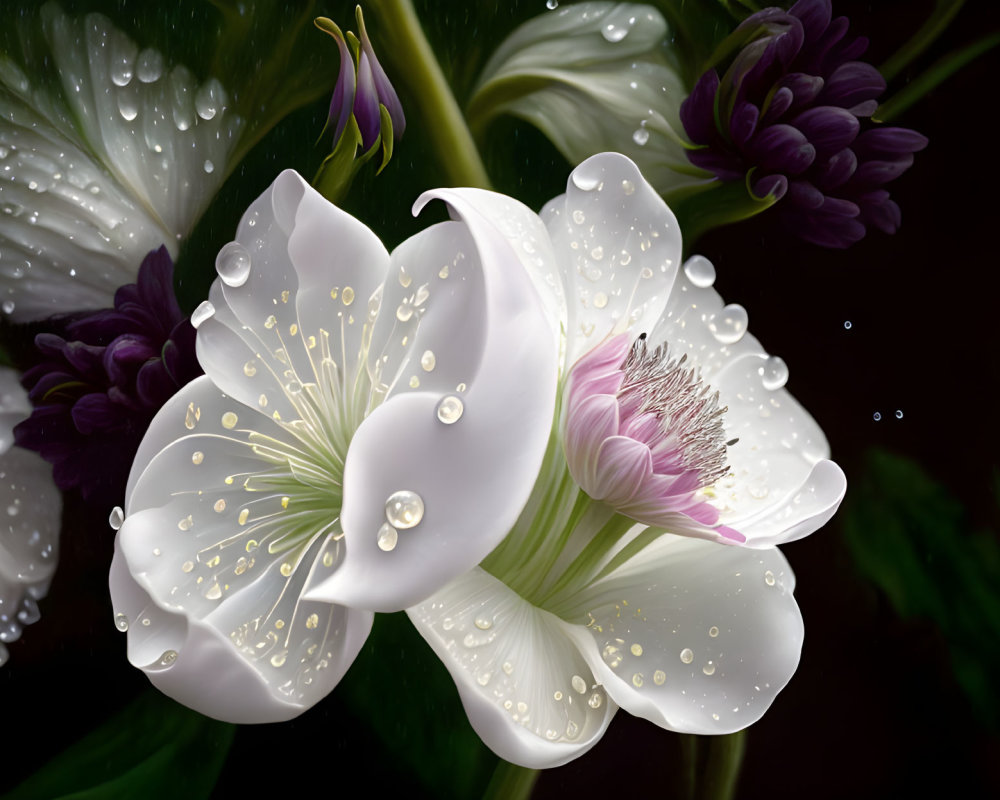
468,3 -> 709,197
407,153 -> 846,767
0,3 -> 242,321
108,170 -> 557,722
0,367 -> 61,667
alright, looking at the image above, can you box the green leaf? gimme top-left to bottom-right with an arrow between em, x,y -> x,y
879,0 -> 966,83
1,691 -> 234,800
842,449 -> 1000,730
337,612 -> 499,799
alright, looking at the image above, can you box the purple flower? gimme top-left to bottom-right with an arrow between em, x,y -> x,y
679,0 -> 927,248
14,247 -> 201,506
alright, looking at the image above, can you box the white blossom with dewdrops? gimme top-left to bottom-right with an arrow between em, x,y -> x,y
0,3 -> 243,321
0,367 -> 60,667
407,153 -> 846,768
108,169 -> 557,723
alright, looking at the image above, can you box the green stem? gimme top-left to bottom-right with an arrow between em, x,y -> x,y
679,731 -> 747,800
482,760 -> 540,800
875,30 -> 1000,122
366,0 -> 491,189
879,0 -> 965,83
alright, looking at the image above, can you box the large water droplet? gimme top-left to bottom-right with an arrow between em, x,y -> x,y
708,304 -> 748,345
377,522 -> 398,552
680,647 -> 694,664
109,506 -> 124,530
158,649 -> 178,667
632,127 -> 650,146
385,490 -> 424,529
136,48 -> 164,83
195,79 -> 223,120
683,255 -> 716,288
190,300 -> 215,328
759,356 -> 788,390
437,395 -> 464,424
118,94 -> 138,121
215,241 -> 251,287
546,0 -> 559,8
114,612 -> 129,631
571,167 -> 602,191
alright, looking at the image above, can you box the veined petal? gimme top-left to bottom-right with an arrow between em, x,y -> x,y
407,567 -> 616,768
541,153 -> 683,367
308,186 -> 558,610
562,536 -> 802,734
0,5 -> 242,321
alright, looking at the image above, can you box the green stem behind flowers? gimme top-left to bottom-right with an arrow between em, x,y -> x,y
679,732 -> 747,800
365,0 -> 491,189
879,0 -> 965,83
482,759 -> 540,800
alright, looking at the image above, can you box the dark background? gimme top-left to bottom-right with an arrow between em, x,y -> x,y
1,1 -> 997,797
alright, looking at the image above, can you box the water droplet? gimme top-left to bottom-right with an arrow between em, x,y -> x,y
178,515 -> 193,531
653,669 -> 666,685
683,255 -> 716,288
271,651 -> 287,667
322,551 -> 335,568
630,643 -> 643,656
632,672 -> 644,687
108,506 -> 124,530
238,509 -> 250,525
571,169 -> 602,191
680,648 -> 694,664
214,499 -> 226,513
190,300 -> 215,329
502,661 -> 513,674
709,626 -> 719,638
546,0 -> 559,8
221,412 -> 238,429
873,411 -> 882,422
195,79 -> 222,119
182,560 -> 194,573
385,490 -> 424,529
632,127 -> 650,146
474,616 -> 492,630
243,360 -> 257,377
759,356 -> 788,391
114,613 -> 129,631
136,48 -> 164,83
571,209 -> 585,225
279,562 -> 293,577
408,375 -> 420,388
215,241 -> 251,287
571,674 -> 587,694
111,56 -> 134,87
895,409 -> 903,419
588,691 -> 603,709
843,320 -> 852,330
593,291 -> 608,309
708,304 -> 748,345
341,286 -> 355,305
436,395 -> 464,424
159,649 -> 178,666
590,246 -> 604,261
621,179 -> 635,195
703,662 -> 716,676
420,350 -> 436,371
764,570 -> 776,586
2,300 -> 15,314
602,22 -> 630,42
203,159 -> 215,174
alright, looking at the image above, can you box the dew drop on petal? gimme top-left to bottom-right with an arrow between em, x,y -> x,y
114,613 -> 129,631
680,648 -> 694,664
203,159 -> 215,173
190,300 -> 215,329
221,412 -> 238,429
135,48 -> 164,83
215,241 -> 251,287
571,209 -> 585,225
759,356 -> 789,390
436,395 -> 464,424
703,662 -> 716,676
621,179 -> 635,195
683,255 -> 716,288
764,570 -> 776,586
158,649 -> 178,666
385,490 -> 424,529
420,350 -> 436,371
387,501 -> 420,538
546,0 -> 558,8
653,669 -> 666,685
708,304 -> 748,345
709,626 -> 720,638
571,674 -> 587,694
588,691 -> 603,709
109,506 -> 124,530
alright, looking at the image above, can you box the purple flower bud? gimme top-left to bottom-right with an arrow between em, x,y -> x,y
14,247 -> 201,505
680,0 -> 926,248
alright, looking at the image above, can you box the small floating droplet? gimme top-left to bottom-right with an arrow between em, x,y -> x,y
895,409 -> 903,419
385,490 -> 424,529
190,300 -> 215,329
843,320 -> 852,330
759,356 -> 789,391
109,506 -> 124,530
873,411 -> 882,422
632,127 -> 650,146
215,241 -> 251,287
683,255 -> 716,288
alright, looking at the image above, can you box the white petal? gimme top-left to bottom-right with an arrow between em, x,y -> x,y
408,567 -> 616,768
562,537 -> 803,734
541,153 -> 682,365
307,188 -> 558,611
471,4 -> 705,196
0,6 -> 241,321
110,538 -> 372,723
0,369 -> 61,666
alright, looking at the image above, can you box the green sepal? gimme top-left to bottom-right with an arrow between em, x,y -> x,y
376,104 -> 394,174
0,690 -> 234,800
313,115 -> 363,206
666,168 -> 780,251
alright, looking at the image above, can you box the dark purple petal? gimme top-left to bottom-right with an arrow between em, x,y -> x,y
359,20 -> 405,139
162,319 -> 201,387
787,179 -> 825,209
849,99 -> 879,117
818,61 -> 886,108
71,393 -> 121,435
353,51 -> 381,150
748,124 -> 816,174
785,209 -> 866,248
136,247 -> 183,329
680,70 -> 720,144
820,196 -> 861,217
33,333 -> 67,358
328,25 -> 357,147
761,86 -> 794,125
778,72 -> 825,109
850,155 -> 915,190
807,15 -> 850,72
852,127 -> 929,158
26,371 -> 83,404
791,106 -> 860,156
104,335 -> 156,385
827,33 -> 869,66
789,0 -> 832,43
135,360 -> 175,408
857,190 -> 902,234
814,147 -> 858,191
686,149 -> 745,181
752,173 -> 788,200
730,101 -> 760,147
